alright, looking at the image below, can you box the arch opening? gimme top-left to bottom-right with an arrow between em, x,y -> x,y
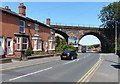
78,32 -> 108,53
79,35 -> 101,53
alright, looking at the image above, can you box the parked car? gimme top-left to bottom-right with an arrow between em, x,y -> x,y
60,50 -> 78,60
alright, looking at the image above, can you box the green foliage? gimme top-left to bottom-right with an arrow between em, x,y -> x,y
40,52 -> 48,55
99,2 -> 120,28
118,38 -> 120,50
109,42 -> 115,52
34,52 -> 39,55
55,36 -> 76,52
55,36 -> 60,46
63,45 -> 76,51
56,45 -> 64,52
99,2 -> 120,41
56,44 -> 76,52
93,44 -> 100,48
24,48 -> 32,56
88,44 -> 99,49
99,2 -> 120,52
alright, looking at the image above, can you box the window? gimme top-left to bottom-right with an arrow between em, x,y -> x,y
50,29 -> 54,35
17,37 -> 20,50
34,24 -> 39,35
20,20 -> 25,33
33,40 -> 37,50
0,41 -> 1,47
8,41 -> 10,47
51,41 -> 54,49
49,41 -> 54,50
22,37 -> 28,49
38,40 -> 42,50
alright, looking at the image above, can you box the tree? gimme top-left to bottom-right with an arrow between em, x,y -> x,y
55,36 -> 76,52
99,2 -> 120,29
55,36 -> 61,47
118,38 -> 120,49
99,2 -> 120,52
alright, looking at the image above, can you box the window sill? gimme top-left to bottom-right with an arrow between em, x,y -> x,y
15,50 -> 26,52
34,35 -> 39,36
33,49 -> 42,51
48,49 -> 55,50
19,32 -> 25,34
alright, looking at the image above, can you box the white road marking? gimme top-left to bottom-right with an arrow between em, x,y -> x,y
100,53 -> 115,56
9,67 -> 53,81
64,60 -> 76,65
77,59 -> 80,62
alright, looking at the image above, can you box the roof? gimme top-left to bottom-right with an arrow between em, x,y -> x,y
0,7 -> 54,29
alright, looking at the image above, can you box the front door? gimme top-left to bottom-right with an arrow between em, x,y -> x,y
7,38 -> 13,55
0,37 -> 4,55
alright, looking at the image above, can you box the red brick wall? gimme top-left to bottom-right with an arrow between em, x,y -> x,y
2,13 -> 20,56
1,11 -> 55,57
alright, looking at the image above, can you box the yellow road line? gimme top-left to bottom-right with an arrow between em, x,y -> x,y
77,58 -> 103,84
86,59 -> 104,83
0,59 -> 59,71
77,59 -> 101,82
80,59 -> 103,83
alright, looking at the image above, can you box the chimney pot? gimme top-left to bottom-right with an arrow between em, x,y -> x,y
18,3 -> 26,16
5,6 -> 11,11
5,6 -> 9,9
46,18 -> 50,26
20,3 -> 24,6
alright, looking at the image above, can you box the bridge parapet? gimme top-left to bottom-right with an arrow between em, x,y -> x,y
51,25 -> 103,30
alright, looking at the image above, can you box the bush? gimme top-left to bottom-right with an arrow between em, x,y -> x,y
40,52 -> 48,55
34,52 -> 39,55
55,44 -> 76,52
64,45 -> 76,51
118,38 -> 120,50
56,45 -> 64,52
24,48 -> 32,56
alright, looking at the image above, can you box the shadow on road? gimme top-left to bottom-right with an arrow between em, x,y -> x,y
105,59 -> 119,64
111,64 -> 120,69
105,59 -> 120,69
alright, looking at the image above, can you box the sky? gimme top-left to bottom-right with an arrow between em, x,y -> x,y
79,35 -> 100,45
1,2 -> 114,45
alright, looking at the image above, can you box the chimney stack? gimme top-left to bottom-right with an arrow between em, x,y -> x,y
5,6 -> 11,11
18,3 -> 26,16
46,18 -> 50,26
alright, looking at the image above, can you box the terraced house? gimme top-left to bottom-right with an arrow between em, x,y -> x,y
0,3 -> 55,58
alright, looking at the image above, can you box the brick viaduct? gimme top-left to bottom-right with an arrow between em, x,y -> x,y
50,25 -> 110,52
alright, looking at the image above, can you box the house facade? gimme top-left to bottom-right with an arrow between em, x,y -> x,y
0,3 -> 55,58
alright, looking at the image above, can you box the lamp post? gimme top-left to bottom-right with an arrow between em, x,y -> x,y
107,20 -> 119,54
115,21 -> 118,54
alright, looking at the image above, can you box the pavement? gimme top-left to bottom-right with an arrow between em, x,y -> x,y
89,53 -> 119,83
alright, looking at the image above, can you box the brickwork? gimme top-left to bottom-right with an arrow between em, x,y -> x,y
0,3 -> 55,58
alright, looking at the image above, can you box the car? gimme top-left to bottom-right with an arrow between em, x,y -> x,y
60,50 -> 78,60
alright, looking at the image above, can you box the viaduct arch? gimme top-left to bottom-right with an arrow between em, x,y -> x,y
52,25 -> 110,52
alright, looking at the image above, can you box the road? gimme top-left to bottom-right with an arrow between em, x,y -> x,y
1,53 -> 101,83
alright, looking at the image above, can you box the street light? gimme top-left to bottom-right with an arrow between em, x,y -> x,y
115,21 -> 118,54
106,20 -> 120,54
113,21 -> 120,54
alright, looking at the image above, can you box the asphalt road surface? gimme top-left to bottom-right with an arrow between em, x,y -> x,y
1,53 -> 101,83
